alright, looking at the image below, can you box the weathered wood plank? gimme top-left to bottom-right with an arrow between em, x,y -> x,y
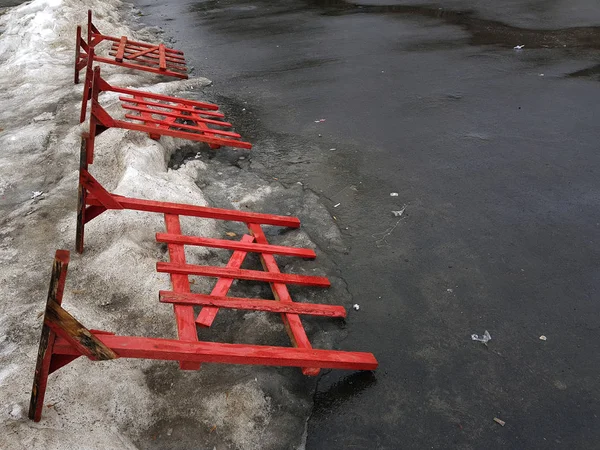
44,299 -> 118,361
115,36 -> 128,62
156,262 -> 331,287
158,43 -> 167,70
29,250 -> 70,422
85,194 -> 301,228
52,334 -> 379,371
160,291 -> 346,318
155,233 -> 316,259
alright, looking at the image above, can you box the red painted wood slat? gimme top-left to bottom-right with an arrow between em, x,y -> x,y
115,36 -> 127,62
121,104 -> 233,127
52,334 -> 379,371
195,234 -> 254,327
160,291 -> 347,318
85,194 -> 301,228
155,233 -> 316,258
156,262 -> 331,288
158,44 -> 167,70
119,97 -> 225,117
124,114 -> 241,138
124,44 -> 159,61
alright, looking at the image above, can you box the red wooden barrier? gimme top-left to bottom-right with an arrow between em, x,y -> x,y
80,65 -> 251,151
75,10 -> 188,84
28,250 -> 378,421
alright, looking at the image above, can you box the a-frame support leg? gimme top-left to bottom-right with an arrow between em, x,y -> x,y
28,250 -> 71,422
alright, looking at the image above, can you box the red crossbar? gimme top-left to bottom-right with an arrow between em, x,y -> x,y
160,291 -> 347,318
74,10 -> 188,84
82,173 -> 300,227
51,334 -> 378,370
155,233 -> 316,258
156,262 -> 331,287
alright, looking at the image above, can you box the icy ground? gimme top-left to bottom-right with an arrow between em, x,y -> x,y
0,0 -> 349,448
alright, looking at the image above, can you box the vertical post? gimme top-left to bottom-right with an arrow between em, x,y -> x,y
87,10 -> 93,47
80,47 -> 95,124
76,135 -> 89,254
75,26 -> 82,85
28,250 -> 71,422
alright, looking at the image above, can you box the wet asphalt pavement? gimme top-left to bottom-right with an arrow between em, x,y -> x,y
136,0 -> 600,448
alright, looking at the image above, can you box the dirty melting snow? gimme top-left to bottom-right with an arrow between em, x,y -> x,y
0,0 -> 328,449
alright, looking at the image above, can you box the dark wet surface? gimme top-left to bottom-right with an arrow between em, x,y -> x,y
135,0 -> 600,448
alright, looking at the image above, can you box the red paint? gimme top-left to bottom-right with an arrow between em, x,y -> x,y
164,214 -> 201,370
84,65 -> 252,149
51,334 -> 379,371
160,291 -> 347,317
196,234 -> 255,327
155,233 -> 316,258
74,10 -> 188,82
156,262 -> 331,287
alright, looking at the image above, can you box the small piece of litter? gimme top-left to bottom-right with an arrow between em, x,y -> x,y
514,45 -> 524,50
390,192 -> 399,197
33,111 -> 54,122
329,148 -> 336,151
446,288 -> 453,293
194,152 -> 201,159
31,191 -> 43,199
391,205 -> 407,217
539,335 -> 547,341
493,417 -> 506,427
539,73 -> 544,76
471,330 -> 491,343
314,118 -> 326,123
209,425 -> 217,434
225,232 -> 237,237
353,304 -> 360,311
333,203 -> 341,208
166,428 -> 173,436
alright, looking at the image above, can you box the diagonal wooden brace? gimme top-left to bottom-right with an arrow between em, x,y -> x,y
196,234 -> 254,327
248,223 -> 321,376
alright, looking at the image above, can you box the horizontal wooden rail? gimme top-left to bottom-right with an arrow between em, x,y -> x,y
155,233 -> 316,258
103,84 -> 218,109
159,291 -> 346,317
122,105 -> 233,127
124,115 -> 242,138
156,262 -> 331,287
110,118 -> 252,149
52,334 -> 378,371
84,193 -> 301,228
